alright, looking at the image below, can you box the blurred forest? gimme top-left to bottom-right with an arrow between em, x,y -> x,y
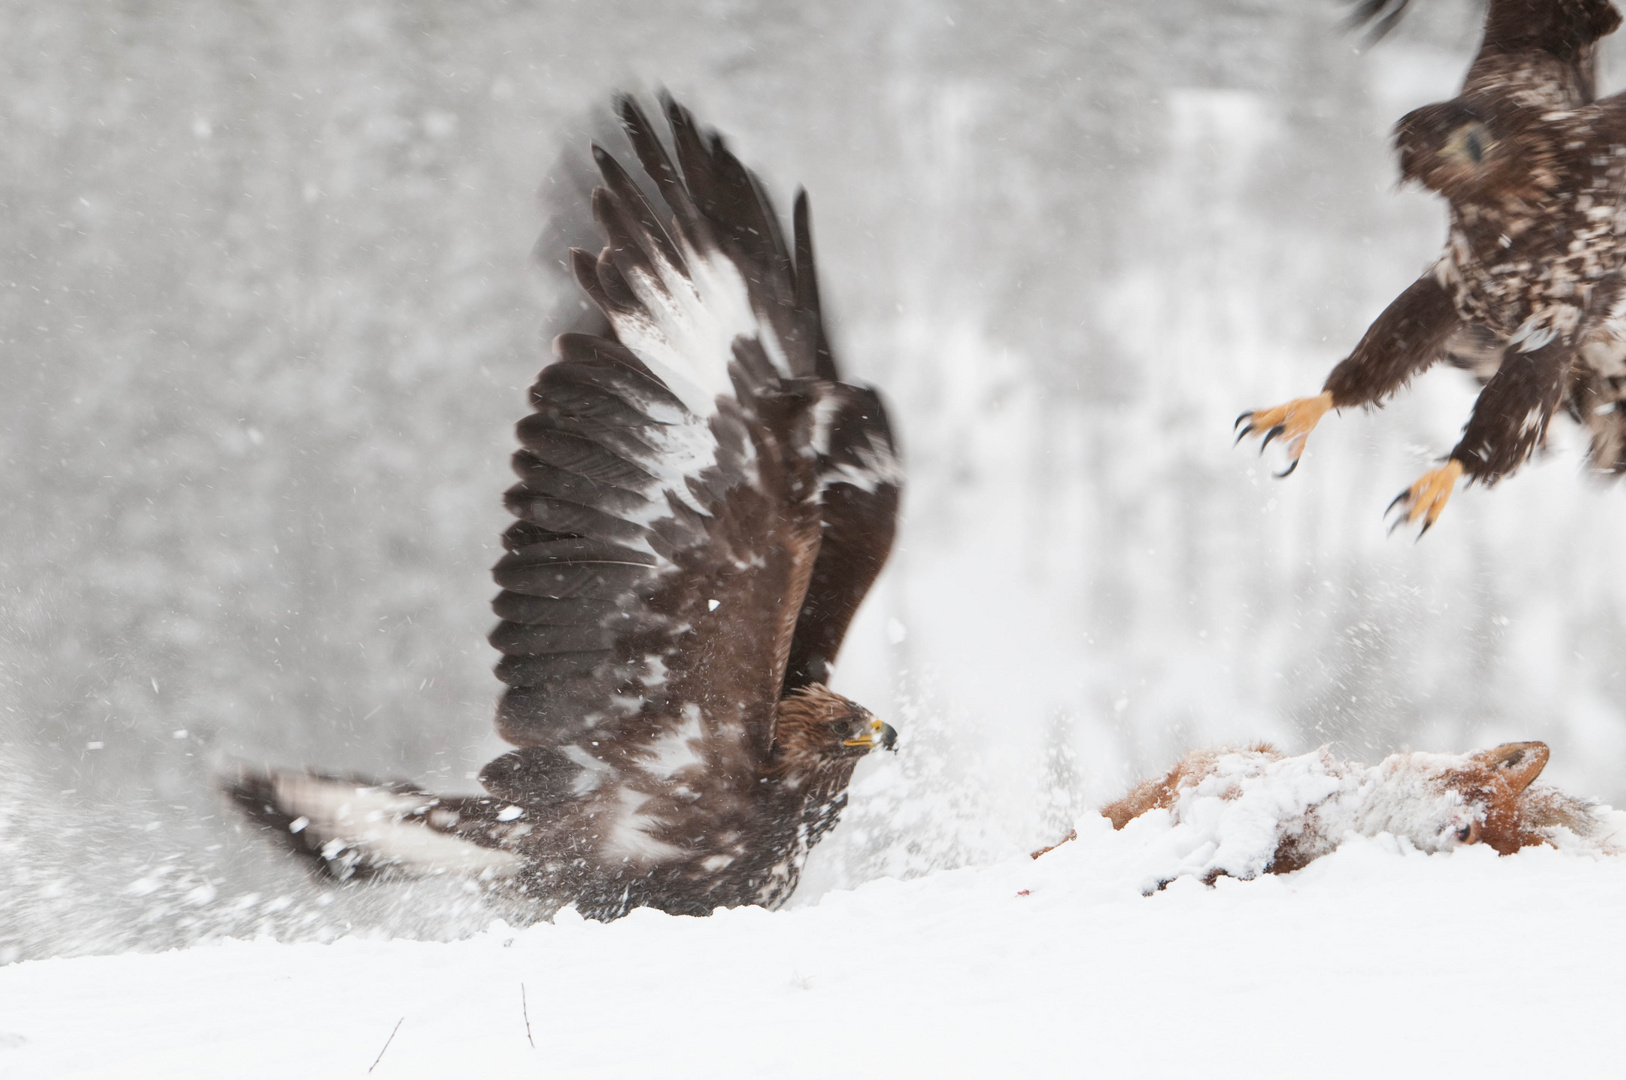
6,0 -> 1626,961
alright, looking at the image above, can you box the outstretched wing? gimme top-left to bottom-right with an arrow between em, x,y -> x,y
775,192 -> 903,691
484,96 -> 831,808
1350,0 -> 1621,106
626,99 -> 901,695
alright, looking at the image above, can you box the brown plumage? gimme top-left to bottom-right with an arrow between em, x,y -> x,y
1238,0 -> 1626,533
224,94 -> 902,921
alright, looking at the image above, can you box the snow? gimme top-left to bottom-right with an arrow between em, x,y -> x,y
4,824 -> 1625,1079
7,4 -> 1626,1066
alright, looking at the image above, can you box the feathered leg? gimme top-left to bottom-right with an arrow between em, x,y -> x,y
1387,335 -> 1573,536
1238,271 -> 1463,475
1569,273 -> 1626,472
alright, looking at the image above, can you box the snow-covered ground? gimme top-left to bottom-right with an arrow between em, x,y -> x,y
5,817 -> 1625,1079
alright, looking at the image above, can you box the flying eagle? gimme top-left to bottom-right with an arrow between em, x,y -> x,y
1237,0 -> 1625,533
225,95 -> 902,921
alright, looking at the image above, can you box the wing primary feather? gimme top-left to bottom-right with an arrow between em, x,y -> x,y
618,93 -> 709,248
1344,0 -> 1408,42
509,448 -> 651,508
491,558 -> 654,600
571,247 -> 634,319
489,620 -> 619,655
592,232 -> 642,311
592,143 -> 688,276
793,190 -> 840,383
551,332 -> 667,384
502,491 -> 647,545
490,593 -> 620,626
664,97 -> 780,277
593,185 -> 676,317
510,434 -> 657,494
493,652 -> 617,688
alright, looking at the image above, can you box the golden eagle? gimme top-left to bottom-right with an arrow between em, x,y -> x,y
225,95 -> 902,921
1237,0 -> 1625,533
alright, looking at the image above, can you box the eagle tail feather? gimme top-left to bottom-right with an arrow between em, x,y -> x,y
220,766 -> 523,883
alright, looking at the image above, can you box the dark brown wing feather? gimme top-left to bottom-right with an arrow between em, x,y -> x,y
484,96 -> 865,806
487,342 -> 819,790
785,382 -> 902,691
782,190 -> 902,691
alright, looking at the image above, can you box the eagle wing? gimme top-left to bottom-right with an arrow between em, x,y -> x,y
781,196 -> 903,691
483,96 -> 888,814
1350,0 -> 1621,106
625,99 -> 902,693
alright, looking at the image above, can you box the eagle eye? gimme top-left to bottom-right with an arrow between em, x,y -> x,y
831,719 -> 854,738
1464,129 -> 1484,164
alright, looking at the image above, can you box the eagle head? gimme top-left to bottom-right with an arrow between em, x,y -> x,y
1393,99 -> 1511,198
771,684 -> 897,774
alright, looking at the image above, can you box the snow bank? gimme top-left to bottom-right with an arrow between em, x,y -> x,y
4,819 -> 1624,1079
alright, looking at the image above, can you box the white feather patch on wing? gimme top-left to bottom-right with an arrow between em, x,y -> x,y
560,744 -> 617,796
605,238 -> 787,418
602,785 -> 685,866
810,391 -> 903,494
640,704 -> 705,779
628,407 -> 717,524
269,774 -> 520,876
822,449 -> 904,494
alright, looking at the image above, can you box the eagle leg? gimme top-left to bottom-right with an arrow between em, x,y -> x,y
1234,391 -> 1333,477
1385,459 -> 1464,538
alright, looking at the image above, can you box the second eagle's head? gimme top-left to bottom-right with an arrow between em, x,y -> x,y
1392,97 -> 1542,201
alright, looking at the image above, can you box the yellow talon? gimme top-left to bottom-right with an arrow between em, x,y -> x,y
1234,391 -> 1333,477
1386,459 -> 1463,537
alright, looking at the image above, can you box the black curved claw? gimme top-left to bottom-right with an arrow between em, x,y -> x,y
1234,424 -> 1254,447
1234,410 -> 1255,432
1275,456 -> 1300,479
1384,488 -> 1416,537
1259,424 -> 1285,453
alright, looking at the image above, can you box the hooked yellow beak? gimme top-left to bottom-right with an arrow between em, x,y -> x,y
843,717 -> 899,751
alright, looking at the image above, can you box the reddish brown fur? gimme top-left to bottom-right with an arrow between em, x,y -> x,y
1100,743 -> 1280,831
1427,742 -> 1550,854
1029,829 -> 1076,860
1086,741 -> 1590,873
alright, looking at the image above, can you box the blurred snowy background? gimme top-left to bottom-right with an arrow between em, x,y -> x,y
6,0 -> 1626,962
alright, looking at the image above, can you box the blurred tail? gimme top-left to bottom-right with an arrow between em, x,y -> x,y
221,765 -> 525,882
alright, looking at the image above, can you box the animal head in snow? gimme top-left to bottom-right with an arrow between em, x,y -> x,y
1362,741 -> 1553,855
223,93 -> 903,922
1078,741 -> 1609,888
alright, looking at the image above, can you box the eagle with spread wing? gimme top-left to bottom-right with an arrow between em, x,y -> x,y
225,95 -> 902,921
1237,0 -> 1626,533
